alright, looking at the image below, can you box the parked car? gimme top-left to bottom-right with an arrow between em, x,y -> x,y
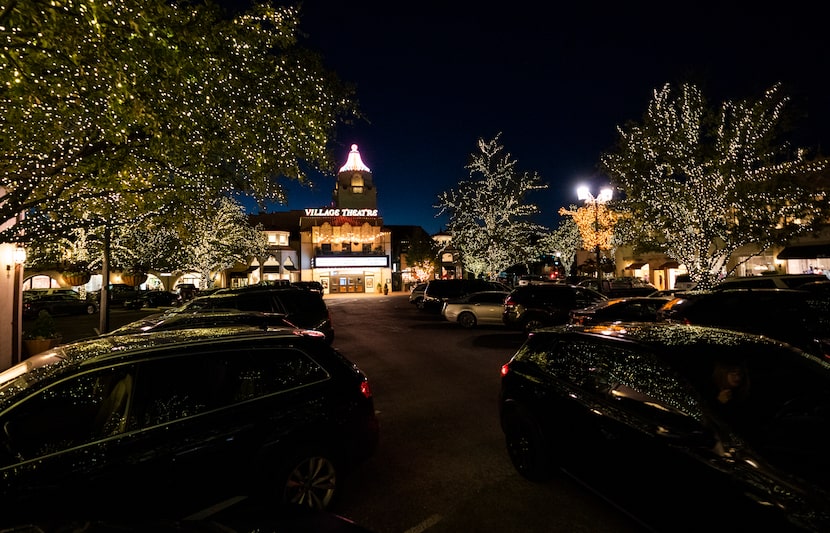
23,288 -> 85,301
568,296 -> 672,326
173,285 -> 334,343
89,283 -> 142,306
0,327 -> 379,523
657,288 -> 830,360
502,283 -> 607,332
576,277 -> 657,297
500,322 -> 830,532
517,275 -> 556,286
123,290 -> 180,309
175,282 -> 199,301
441,290 -> 510,328
408,282 -> 428,308
422,279 -> 510,313
673,273 -> 697,290
714,273 -> 827,290
22,291 -> 98,319
291,281 -> 325,294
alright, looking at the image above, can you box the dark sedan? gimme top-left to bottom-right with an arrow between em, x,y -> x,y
22,292 -> 98,319
500,322 -> 830,532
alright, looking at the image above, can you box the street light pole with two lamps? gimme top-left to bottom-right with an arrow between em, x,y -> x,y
576,185 -> 613,279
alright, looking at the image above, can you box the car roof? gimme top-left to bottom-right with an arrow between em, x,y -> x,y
104,309 -> 288,336
538,322 -> 786,349
61,327 -> 320,367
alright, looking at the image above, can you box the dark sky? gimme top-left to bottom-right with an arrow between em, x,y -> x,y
241,1 -> 830,234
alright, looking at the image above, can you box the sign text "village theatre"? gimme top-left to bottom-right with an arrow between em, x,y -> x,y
304,208 -> 379,217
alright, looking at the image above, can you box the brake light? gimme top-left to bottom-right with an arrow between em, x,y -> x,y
360,380 -> 372,399
501,363 -> 510,376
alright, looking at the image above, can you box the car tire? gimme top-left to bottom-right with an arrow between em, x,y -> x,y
458,312 -> 477,329
502,407 -> 554,482
85,304 -> 96,315
523,317 -> 546,332
415,298 -> 425,310
277,452 -> 338,510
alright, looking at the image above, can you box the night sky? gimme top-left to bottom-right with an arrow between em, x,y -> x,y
239,1 -> 830,234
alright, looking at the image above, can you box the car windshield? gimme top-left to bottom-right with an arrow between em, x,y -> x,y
0,350 -> 66,392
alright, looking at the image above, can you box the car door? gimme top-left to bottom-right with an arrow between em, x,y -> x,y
0,364 -> 138,520
567,341 -> 772,529
113,342 -> 334,512
469,292 -> 508,325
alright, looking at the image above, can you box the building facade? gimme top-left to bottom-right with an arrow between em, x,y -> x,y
250,144 -> 392,294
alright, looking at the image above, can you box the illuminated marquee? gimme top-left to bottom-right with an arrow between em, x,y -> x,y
304,208 -> 378,217
314,256 -> 389,268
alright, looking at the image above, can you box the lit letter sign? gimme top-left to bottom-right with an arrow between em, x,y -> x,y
304,208 -> 379,217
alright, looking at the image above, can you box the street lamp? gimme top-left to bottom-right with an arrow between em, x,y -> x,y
577,185 -> 613,279
11,245 -> 26,364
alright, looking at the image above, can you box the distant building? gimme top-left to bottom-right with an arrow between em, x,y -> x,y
247,144 -> 394,293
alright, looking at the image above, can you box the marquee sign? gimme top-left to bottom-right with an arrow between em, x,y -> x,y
304,208 -> 378,217
314,256 -> 389,268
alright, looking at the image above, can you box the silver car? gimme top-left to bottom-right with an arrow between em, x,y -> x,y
441,290 -> 510,328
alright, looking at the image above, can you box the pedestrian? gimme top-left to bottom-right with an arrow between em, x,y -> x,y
383,283 -> 389,295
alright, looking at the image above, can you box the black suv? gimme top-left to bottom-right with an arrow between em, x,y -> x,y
174,285 -> 334,343
421,279 -> 510,312
0,327 -> 379,523
657,288 -> 830,360
502,284 -> 606,332
500,322 -> 830,532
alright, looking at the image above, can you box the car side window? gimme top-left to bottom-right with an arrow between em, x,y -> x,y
226,348 -> 329,402
128,347 -> 330,428
556,340 -> 702,422
1,366 -> 135,463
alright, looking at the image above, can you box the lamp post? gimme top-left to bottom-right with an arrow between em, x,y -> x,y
576,185 -> 613,279
11,245 -> 26,364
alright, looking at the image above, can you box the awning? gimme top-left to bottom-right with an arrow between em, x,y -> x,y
262,266 -> 281,273
777,244 -> 830,260
624,262 -> 647,270
658,261 -> 680,269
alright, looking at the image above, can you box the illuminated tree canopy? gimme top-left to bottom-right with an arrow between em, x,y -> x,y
435,134 -> 549,279
601,82 -> 830,288
177,197 -> 269,288
0,0 -> 357,243
549,206 -> 593,275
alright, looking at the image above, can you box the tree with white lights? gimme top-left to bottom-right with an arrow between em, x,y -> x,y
0,0 -> 357,244
177,197 -> 269,289
601,82 -> 830,288
435,134 -> 549,279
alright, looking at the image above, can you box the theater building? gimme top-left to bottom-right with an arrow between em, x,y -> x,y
250,144 -> 392,294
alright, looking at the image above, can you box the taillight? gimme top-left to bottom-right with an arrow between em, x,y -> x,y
360,380 -> 372,399
501,363 -> 510,377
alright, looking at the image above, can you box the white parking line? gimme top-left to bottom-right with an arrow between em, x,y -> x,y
184,495 -> 248,520
404,513 -> 443,533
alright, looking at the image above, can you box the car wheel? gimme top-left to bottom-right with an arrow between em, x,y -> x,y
279,453 -> 338,510
85,304 -> 96,315
415,298 -> 425,310
523,317 -> 546,332
502,407 -> 554,482
458,312 -> 477,329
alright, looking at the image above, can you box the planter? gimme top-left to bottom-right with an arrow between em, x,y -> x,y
61,272 -> 91,287
23,338 -> 54,357
120,271 -> 147,287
